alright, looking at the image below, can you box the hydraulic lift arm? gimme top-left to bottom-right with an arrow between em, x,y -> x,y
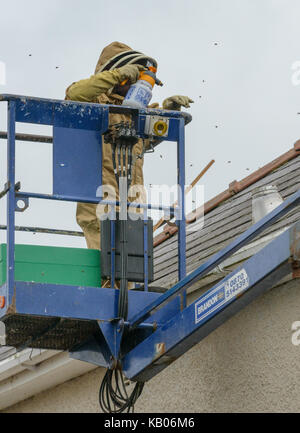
122,220 -> 300,382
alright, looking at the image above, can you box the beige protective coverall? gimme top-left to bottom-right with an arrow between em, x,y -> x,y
66,42 -> 156,250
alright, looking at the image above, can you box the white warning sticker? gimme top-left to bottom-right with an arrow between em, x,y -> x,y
194,268 -> 250,324
224,269 -> 250,302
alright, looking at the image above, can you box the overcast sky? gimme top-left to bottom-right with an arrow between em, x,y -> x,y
0,0 -> 300,248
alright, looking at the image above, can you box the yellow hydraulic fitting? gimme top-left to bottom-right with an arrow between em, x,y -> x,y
153,120 -> 168,137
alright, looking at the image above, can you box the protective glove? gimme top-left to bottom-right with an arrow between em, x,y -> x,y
117,64 -> 146,84
162,95 -> 194,111
148,102 -> 160,109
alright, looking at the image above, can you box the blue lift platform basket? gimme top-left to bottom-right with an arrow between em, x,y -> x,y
0,94 -> 300,386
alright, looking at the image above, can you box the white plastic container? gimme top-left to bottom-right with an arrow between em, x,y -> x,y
251,185 -> 283,224
122,79 -> 153,109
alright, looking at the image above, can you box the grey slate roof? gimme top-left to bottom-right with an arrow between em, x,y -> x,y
152,153 -> 300,288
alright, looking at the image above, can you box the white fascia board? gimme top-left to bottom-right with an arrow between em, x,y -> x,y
0,351 -> 97,411
0,348 -> 59,382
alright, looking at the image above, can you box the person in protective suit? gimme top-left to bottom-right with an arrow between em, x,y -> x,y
65,41 -> 193,251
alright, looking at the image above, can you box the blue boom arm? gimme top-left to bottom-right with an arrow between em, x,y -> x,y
122,220 -> 300,382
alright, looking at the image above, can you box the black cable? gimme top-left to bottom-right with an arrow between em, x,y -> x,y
111,140 -> 128,322
99,368 -> 145,413
99,125 -> 145,413
111,143 -> 119,187
122,143 -> 126,178
127,144 -> 133,192
117,143 -> 122,179
118,142 -> 129,321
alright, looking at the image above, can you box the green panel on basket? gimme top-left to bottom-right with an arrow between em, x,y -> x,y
0,244 -> 101,287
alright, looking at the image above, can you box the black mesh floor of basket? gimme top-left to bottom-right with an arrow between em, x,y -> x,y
3,314 -> 100,351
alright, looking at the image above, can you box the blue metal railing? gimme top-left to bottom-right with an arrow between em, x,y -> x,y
0,94 -> 191,307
